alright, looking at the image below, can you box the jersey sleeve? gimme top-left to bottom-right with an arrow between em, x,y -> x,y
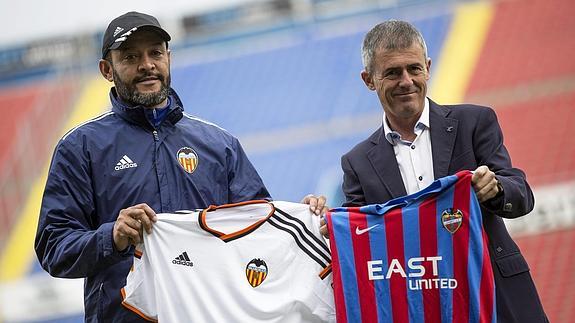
310,268 -> 336,322
121,242 -> 158,322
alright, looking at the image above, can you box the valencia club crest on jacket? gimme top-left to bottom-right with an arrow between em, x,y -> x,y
176,147 -> 198,174
246,258 -> 268,288
441,208 -> 463,233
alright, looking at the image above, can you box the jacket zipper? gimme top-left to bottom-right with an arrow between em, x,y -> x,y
153,130 -> 163,211
98,282 -> 104,321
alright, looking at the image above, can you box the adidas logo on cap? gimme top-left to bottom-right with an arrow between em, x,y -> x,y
115,155 -> 138,171
113,26 -> 124,37
172,251 -> 194,267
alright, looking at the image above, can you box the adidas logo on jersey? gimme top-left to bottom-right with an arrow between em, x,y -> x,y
172,251 -> 194,267
115,155 -> 138,171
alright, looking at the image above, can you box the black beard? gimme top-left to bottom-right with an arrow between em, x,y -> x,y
113,69 -> 171,107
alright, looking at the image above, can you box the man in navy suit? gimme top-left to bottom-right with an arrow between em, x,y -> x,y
339,20 -> 547,322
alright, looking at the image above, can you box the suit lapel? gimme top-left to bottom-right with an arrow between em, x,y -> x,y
366,127 -> 407,199
429,100 -> 458,179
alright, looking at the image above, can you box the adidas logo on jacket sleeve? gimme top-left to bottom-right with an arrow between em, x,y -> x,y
121,201 -> 335,322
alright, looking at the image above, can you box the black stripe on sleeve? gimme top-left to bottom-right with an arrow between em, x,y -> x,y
267,217 -> 328,269
274,207 -> 331,255
272,209 -> 331,263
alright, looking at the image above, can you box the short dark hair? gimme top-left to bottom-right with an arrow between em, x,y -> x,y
103,52 -> 113,64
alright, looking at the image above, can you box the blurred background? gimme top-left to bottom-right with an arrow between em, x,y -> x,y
0,0 -> 573,321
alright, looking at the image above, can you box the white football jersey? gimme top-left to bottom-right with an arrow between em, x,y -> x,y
121,200 -> 335,322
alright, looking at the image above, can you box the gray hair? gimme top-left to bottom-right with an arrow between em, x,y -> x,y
361,20 -> 428,73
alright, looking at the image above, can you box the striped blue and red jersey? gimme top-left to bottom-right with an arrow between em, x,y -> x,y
326,170 -> 496,323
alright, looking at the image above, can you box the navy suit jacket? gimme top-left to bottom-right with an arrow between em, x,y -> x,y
341,100 -> 547,322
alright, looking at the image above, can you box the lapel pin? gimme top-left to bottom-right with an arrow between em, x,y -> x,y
446,126 -> 453,132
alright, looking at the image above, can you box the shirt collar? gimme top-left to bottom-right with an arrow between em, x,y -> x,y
383,97 -> 430,145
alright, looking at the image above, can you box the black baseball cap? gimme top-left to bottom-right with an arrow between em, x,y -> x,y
101,11 -> 171,58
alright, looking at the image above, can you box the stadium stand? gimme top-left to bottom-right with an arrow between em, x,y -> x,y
172,14 -> 451,202
0,79 -> 79,249
516,229 -> 575,323
464,0 -> 575,322
467,0 -> 575,92
497,94 -> 575,186
172,14 -> 451,137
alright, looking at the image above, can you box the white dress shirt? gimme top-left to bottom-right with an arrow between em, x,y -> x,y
382,98 -> 434,195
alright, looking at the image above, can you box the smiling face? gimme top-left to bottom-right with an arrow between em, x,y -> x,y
362,42 -> 431,129
99,29 -> 171,108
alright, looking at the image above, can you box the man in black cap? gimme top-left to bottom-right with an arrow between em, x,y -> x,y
34,12 -> 325,322
99,11 -> 173,111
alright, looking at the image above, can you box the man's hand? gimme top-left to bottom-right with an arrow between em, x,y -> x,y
472,165 -> 502,202
301,194 -> 329,216
301,194 -> 330,238
113,203 -> 157,251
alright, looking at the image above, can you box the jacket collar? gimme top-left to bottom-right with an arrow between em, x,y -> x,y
110,87 -> 184,131
367,98 -> 458,199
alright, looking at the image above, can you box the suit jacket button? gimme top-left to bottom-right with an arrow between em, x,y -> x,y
504,203 -> 513,212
